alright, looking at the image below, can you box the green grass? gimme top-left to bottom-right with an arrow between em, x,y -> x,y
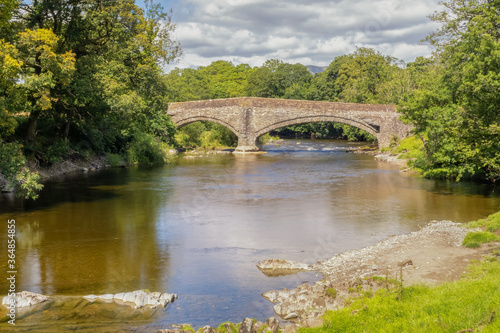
300,259 -> 500,333
463,231 -> 500,248
463,211 -> 500,248
389,135 -> 425,160
467,211 -> 500,233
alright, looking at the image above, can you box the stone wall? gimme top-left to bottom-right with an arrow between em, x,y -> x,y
168,97 -> 412,151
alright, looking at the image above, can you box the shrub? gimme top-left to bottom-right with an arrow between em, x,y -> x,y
326,287 -> 337,299
126,132 -> 175,166
258,133 -> 280,145
107,153 -> 126,167
0,140 -> 43,199
47,139 -> 71,164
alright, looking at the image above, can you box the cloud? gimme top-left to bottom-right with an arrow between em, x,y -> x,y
164,0 -> 441,70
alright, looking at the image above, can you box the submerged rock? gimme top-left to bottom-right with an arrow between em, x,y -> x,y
257,259 -> 312,277
2,291 -> 50,308
84,290 -> 177,309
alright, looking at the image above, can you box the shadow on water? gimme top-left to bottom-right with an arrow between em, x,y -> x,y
0,166 -> 177,214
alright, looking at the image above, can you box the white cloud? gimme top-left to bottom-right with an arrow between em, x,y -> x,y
164,0 -> 442,71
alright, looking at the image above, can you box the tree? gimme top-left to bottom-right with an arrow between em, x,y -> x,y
308,54 -> 352,101
334,48 -> 398,104
0,39 -> 21,137
400,0 -> 500,181
17,28 -> 76,142
246,59 -> 312,98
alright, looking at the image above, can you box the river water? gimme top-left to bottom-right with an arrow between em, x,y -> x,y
0,140 -> 499,331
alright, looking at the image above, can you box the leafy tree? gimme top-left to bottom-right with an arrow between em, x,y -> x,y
16,28 -> 76,142
307,54 -> 352,101
246,59 -> 312,98
401,0 -> 500,182
199,61 -> 251,99
334,48 -> 398,104
0,39 -> 21,137
0,0 -> 181,198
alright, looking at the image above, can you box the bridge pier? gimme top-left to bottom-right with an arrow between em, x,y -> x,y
235,134 -> 259,152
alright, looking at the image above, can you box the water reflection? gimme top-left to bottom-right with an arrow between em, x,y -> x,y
0,139 -> 499,330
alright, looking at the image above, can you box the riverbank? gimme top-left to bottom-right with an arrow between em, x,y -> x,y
155,217 -> 498,333
347,146 -> 410,170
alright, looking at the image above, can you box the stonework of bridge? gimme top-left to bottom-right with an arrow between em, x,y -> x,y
168,97 -> 411,152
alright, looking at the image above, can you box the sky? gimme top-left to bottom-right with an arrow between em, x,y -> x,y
149,0 -> 442,70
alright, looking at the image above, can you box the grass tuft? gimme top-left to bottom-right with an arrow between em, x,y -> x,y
463,231 -> 500,248
467,211 -> 500,233
326,288 -> 337,299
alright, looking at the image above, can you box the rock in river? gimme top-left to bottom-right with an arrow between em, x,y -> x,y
257,259 -> 312,277
2,291 -> 50,308
84,290 -> 177,309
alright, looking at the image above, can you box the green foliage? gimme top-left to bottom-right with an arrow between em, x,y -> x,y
0,0 -> 180,199
300,259 -> 500,333
246,59 -> 312,99
165,61 -> 252,101
258,133 -> 279,145
107,153 -> 126,167
274,121 -> 376,142
126,132 -> 175,166
388,136 -> 426,164
334,48 -> 399,104
463,232 -> 500,248
47,139 -> 71,164
0,140 -> 43,199
174,122 -> 237,149
399,0 -> 500,183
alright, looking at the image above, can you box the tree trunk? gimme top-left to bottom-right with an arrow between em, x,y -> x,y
26,110 -> 40,142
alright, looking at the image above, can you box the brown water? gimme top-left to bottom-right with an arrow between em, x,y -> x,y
0,140 -> 499,331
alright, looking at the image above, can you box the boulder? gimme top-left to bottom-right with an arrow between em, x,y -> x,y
2,291 -> 49,308
257,259 -> 312,277
239,318 -> 254,333
265,317 -> 280,333
283,324 -> 299,333
83,290 -> 177,309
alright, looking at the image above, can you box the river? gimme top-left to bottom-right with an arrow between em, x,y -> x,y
0,139 -> 499,331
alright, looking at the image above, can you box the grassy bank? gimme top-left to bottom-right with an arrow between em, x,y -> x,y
300,211 -> 500,333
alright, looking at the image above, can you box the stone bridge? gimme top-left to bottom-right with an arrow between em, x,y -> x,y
167,97 -> 411,152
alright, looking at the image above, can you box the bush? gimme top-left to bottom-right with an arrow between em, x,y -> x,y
258,133 -> 280,145
107,153 -> 126,167
326,288 -> 337,299
199,130 -> 221,149
0,140 -> 43,199
47,139 -> 71,164
126,132 -> 175,166
174,121 -> 237,148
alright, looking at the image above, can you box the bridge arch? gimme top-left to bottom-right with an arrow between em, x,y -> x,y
254,115 -> 379,139
175,116 -> 241,138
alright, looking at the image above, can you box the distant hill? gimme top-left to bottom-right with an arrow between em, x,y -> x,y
306,65 -> 326,75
